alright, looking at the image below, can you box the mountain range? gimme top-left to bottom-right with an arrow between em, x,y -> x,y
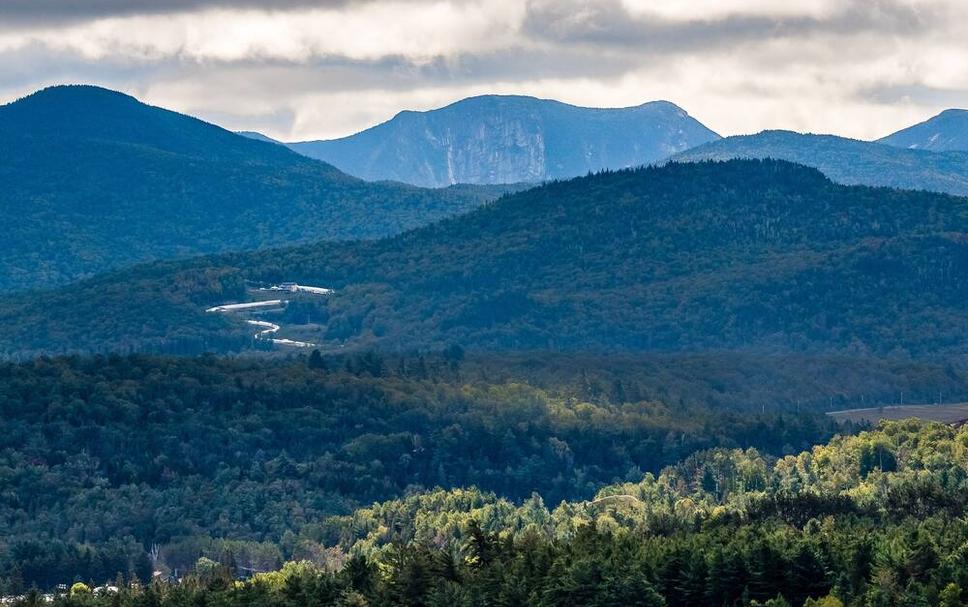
1,159 -> 963,360
282,95 -> 721,187
0,84 -> 967,359
247,97 -> 968,198
671,130 -> 968,197
2,76 -> 968,604
0,85 -> 514,293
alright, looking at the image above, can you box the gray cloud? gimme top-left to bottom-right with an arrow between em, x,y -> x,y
132,47 -> 636,97
522,0 -> 934,54
0,0 -> 965,141
0,0 -> 365,24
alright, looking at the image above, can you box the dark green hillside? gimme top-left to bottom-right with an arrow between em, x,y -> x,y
672,129 -> 968,196
0,159 -> 963,360
0,85 -> 509,292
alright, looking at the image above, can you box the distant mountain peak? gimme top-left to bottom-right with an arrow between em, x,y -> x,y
18,83 -> 131,100
4,83 -> 188,130
286,94 -> 720,187
671,129 -> 968,197
6,84 -> 159,118
879,108 -> 968,153
4,84 -> 148,124
41,83 -> 130,96
402,95 -> 691,116
0,83 -> 315,167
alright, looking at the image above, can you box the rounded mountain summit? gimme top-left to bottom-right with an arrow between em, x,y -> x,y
284,95 -> 721,187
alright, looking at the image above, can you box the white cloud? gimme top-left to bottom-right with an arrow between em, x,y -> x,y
0,1 -> 527,63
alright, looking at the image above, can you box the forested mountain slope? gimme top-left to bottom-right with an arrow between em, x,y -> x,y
0,159 -> 963,360
672,130 -> 968,196
880,108 -> 968,152
0,85 -> 509,292
6,414 -> 968,606
329,418 -> 968,551
287,95 -> 720,186
0,352 -> 851,590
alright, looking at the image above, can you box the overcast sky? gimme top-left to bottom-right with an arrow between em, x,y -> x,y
0,0 -> 965,141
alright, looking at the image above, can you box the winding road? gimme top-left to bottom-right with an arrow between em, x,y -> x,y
207,284 -> 332,349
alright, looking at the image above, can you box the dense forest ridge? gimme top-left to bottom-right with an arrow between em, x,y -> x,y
0,351 -> 966,593
4,418 -> 966,607
0,158 -> 962,359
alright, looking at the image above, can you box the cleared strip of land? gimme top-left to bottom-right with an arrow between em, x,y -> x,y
828,403 -> 968,425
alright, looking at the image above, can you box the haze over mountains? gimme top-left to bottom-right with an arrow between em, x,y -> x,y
1,159 -> 963,360
0,85 -> 512,292
283,95 -> 721,187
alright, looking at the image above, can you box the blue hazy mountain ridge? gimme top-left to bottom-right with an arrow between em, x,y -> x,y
286,95 -> 721,186
671,129 -> 968,196
0,85 -> 509,293
236,130 -> 284,145
879,108 -> 968,152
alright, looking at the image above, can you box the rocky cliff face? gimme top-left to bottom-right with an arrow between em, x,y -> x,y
288,95 -> 720,187
437,114 -> 546,184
